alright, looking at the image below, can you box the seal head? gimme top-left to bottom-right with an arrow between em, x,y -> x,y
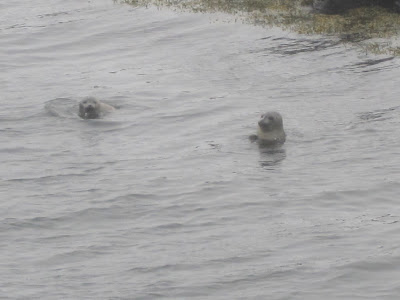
250,111 -> 286,146
78,96 -> 115,119
79,97 -> 100,119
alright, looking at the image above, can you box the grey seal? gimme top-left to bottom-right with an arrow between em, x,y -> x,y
78,96 -> 115,119
249,111 -> 286,146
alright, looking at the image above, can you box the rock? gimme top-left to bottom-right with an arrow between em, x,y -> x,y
313,0 -> 400,14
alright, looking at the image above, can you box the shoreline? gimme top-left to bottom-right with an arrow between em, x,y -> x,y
117,0 -> 400,55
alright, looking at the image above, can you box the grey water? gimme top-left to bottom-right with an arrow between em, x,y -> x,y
1,0 -> 400,299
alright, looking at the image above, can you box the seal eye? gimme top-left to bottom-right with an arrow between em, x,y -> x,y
268,116 -> 274,121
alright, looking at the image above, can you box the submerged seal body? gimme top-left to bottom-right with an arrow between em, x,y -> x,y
249,111 -> 286,146
78,96 -> 115,119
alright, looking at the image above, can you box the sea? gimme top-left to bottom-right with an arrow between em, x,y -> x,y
2,0 -> 400,299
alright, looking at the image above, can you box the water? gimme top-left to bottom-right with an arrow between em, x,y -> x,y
2,1 -> 400,299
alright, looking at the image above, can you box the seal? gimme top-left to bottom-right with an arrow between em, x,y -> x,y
249,111 -> 286,146
78,96 -> 115,119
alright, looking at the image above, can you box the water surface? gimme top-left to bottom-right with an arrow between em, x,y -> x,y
1,0 -> 400,299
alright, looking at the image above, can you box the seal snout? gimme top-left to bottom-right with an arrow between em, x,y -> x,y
85,104 -> 95,112
258,113 -> 279,132
258,118 -> 272,131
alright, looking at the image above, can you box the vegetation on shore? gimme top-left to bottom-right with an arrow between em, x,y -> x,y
119,0 -> 400,55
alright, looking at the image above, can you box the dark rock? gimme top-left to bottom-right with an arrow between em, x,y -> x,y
313,0 -> 400,13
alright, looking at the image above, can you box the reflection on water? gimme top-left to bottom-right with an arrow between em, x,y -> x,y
258,147 -> 286,168
257,37 -> 341,56
358,106 -> 399,122
344,56 -> 397,73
